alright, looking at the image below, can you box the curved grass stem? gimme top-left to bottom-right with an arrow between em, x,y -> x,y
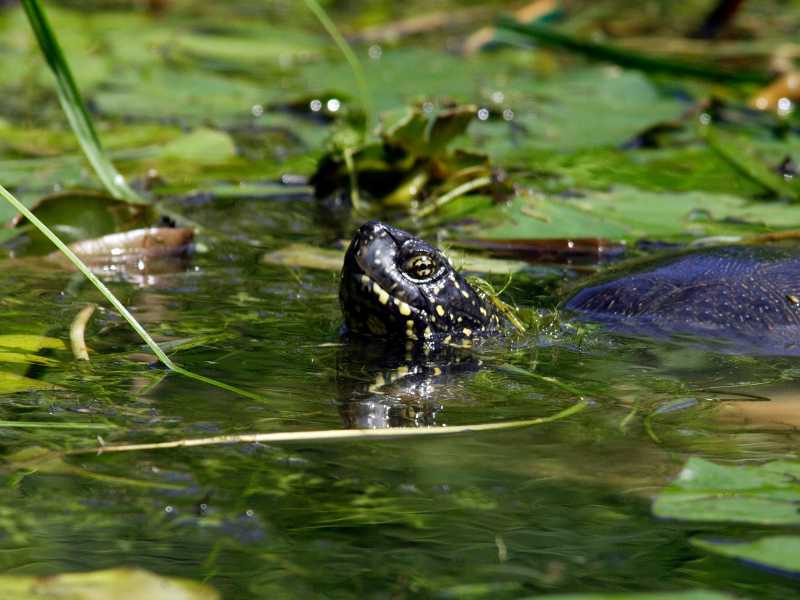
416,176 -> 492,217
302,0 -> 375,134
0,184 -> 175,368
0,184 -> 265,403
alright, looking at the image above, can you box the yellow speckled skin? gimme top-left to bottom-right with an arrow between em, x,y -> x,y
340,221 -> 501,343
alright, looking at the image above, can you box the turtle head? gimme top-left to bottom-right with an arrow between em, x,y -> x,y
339,221 -> 500,342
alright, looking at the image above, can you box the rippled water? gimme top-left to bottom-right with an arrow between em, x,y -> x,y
1,195 -> 799,599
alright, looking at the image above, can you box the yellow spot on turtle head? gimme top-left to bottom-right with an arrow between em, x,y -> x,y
463,328 -> 472,336
373,282 -> 390,305
399,302 -> 412,316
479,306 -> 487,316
436,305 -> 445,317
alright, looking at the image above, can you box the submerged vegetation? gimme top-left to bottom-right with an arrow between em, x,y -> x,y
1,0 -> 800,598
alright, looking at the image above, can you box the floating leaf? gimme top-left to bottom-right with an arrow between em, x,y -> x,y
653,457 -> 800,525
158,128 -> 237,164
461,187 -> 800,242
11,191 -> 155,255
703,126 -> 800,201
692,536 -> 800,577
509,146 -> 768,197
0,567 -> 218,600
0,372 -> 55,394
0,334 -> 65,368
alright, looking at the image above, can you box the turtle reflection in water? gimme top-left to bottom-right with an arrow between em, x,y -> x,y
336,221 -> 800,427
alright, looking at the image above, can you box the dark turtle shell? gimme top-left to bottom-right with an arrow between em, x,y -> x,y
341,222 -> 800,354
561,244 -> 800,354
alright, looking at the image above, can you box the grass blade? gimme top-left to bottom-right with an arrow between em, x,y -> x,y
302,0 -> 375,134
0,183 -> 267,403
20,0 -> 147,204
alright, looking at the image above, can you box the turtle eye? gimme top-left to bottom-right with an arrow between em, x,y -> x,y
402,252 -> 439,281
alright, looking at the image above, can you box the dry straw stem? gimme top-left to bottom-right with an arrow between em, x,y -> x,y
67,398 -> 589,456
70,304 -> 96,361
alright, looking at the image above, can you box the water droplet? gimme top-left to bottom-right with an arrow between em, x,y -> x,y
491,91 -> 504,104
698,113 -> 711,125
778,97 -> 793,116
251,104 -> 264,117
502,108 -> 514,121
476,107 -> 490,121
326,98 -> 341,112
368,44 -> 382,60
309,99 -> 322,112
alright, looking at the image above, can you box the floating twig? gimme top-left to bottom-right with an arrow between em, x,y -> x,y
65,399 -> 589,456
69,304 -> 96,361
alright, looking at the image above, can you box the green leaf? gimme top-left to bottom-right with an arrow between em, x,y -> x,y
0,335 -> 64,352
0,567 -> 218,600
158,128 -> 237,164
507,146 -> 768,197
386,104 -> 476,157
0,334 -> 65,368
653,457 -> 800,525
460,187 -> 800,242
704,126 -> 800,201
19,0 -> 148,204
0,372 -> 55,394
12,191 -> 154,255
692,536 -> 800,575
490,69 -> 685,153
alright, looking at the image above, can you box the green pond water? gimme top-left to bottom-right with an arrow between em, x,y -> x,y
2,1 -> 800,598
2,196 -> 800,599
